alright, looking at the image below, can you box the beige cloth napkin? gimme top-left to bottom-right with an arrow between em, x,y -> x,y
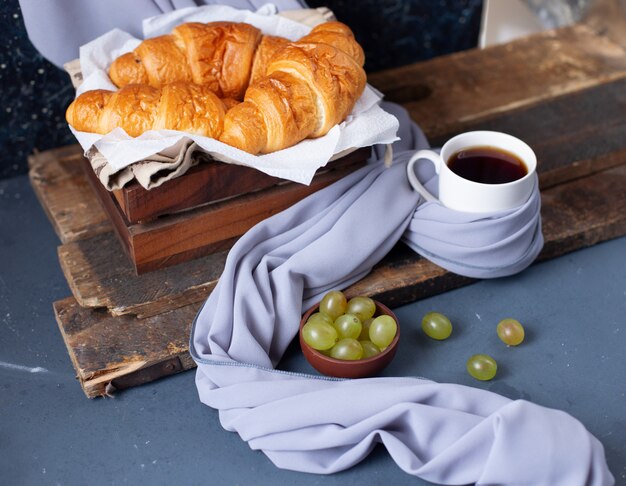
64,7 -> 335,191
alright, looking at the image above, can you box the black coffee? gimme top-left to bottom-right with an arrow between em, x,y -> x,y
447,146 -> 528,184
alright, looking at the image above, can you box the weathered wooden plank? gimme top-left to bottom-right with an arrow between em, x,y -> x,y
28,145 -> 111,243
429,76 -> 626,190
369,24 -> 626,141
58,158 -> 626,323
58,231 -> 226,318
53,297 -> 200,398
56,163 -> 626,397
539,164 -> 626,259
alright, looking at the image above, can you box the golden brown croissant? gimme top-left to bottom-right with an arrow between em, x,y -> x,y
297,21 -> 365,67
218,22 -> 367,154
109,21 -> 268,99
66,83 -> 227,138
249,34 -> 290,85
108,21 -> 365,101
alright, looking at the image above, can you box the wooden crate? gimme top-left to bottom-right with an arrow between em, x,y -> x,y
111,149 -> 369,224
84,150 -> 368,274
30,22 -> 626,398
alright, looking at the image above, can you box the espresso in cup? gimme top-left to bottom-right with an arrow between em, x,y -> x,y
447,146 -> 528,185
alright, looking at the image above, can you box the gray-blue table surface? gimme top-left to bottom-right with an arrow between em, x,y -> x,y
1,173 -> 624,485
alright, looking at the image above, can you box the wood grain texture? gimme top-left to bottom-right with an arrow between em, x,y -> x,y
539,164 -> 626,259
58,231 -> 226,319
28,145 -> 111,243
54,297 -> 200,398
433,76 -> 626,190
368,24 -> 626,141
115,147 -> 371,223
86,159 -> 365,274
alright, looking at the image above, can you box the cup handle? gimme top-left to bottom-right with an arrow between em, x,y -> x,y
406,149 -> 442,202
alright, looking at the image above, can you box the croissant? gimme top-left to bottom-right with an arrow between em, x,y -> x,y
109,21 -> 277,100
218,22 -> 366,154
66,83 -> 227,138
297,21 -> 365,66
108,20 -> 365,101
249,34 -> 291,84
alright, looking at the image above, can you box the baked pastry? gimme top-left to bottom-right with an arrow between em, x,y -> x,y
110,21 -> 265,99
297,21 -> 365,66
249,34 -> 290,85
219,22 -> 366,153
67,21 -> 366,154
108,21 -> 365,101
66,82 -> 227,138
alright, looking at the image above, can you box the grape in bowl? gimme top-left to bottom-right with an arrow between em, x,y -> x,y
299,294 -> 400,379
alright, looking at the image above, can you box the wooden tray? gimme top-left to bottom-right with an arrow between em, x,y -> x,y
111,148 -> 370,223
44,155 -> 626,397
85,151 -> 368,274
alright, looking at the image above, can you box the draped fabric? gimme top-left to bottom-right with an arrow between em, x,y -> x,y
190,103 -> 613,484
403,181 -> 543,279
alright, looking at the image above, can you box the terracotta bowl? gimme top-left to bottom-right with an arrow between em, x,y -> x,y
299,300 -> 400,379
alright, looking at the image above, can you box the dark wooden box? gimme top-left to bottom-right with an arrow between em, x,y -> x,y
84,148 -> 370,274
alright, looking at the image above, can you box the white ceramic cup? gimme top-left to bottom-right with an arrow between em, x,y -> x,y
406,131 -> 537,213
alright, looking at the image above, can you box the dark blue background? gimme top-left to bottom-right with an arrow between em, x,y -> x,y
0,0 -> 482,179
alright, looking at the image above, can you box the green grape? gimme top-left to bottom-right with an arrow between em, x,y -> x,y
359,317 -> 374,340
333,313 -> 362,339
497,318 -> 525,346
307,312 -> 334,326
421,311 -> 452,340
319,290 -> 348,320
318,347 -> 332,356
369,315 -> 397,349
302,321 -> 338,351
329,338 -> 363,360
346,296 -> 376,322
466,354 -> 497,381
360,340 -> 381,358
